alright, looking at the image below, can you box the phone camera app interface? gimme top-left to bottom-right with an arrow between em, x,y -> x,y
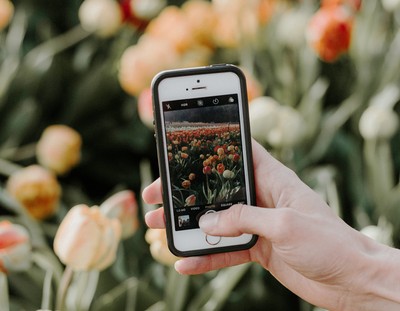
163,94 -> 247,231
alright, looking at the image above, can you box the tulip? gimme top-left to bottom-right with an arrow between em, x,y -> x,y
0,221 -> 31,273
54,205 -> 121,271
36,125 -> 82,175
137,88 -> 154,129
382,0 -> 400,11
145,228 -> 179,266
181,180 -> 191,189
222,170 -> 235,179
130,0 -> 166,20
100,190 -> 139,239
217,163 -> 225,174
307,5 -> 354,62
6,165 -> 61,220
185,194 -> 196,206
322,0 -> 362,11
249,96 -> 280,142
361,222 -> 393,246
267,106 -> 306,148
79,0 -> 123,37
0,0 -> 13,31
359,105 -> 399,140
203,166 -> 212,175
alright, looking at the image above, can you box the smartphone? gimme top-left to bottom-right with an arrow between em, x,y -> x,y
152,64 -> 257,257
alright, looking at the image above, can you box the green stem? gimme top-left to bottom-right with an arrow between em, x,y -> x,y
77,270 -> 100,311
23,25 -> 91,68
0,158 -> 22,176
0,272 -> 9,311
165,268 -> 190,311
41,269 -> 53,310
56,266 -> 74,311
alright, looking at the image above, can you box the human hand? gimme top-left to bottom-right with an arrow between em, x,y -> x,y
143,139 -> 400,310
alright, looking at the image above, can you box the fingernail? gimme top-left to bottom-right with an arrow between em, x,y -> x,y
199,213 -> 218,231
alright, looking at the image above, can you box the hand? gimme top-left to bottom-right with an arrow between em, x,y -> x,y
143,139 -> 400,311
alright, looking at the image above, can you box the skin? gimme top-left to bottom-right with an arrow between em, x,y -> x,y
143,140 -> 400,310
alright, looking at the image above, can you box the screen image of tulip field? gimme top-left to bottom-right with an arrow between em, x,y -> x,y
163,96 -> 247,230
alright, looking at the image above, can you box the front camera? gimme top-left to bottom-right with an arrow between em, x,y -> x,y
197,79 -> 200,83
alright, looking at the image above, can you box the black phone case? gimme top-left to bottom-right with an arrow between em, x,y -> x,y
151,64 -> 257,257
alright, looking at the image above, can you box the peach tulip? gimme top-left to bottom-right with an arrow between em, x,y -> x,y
137,88 -> 154,129
54,205 -> 121,271
36,125 -> 82,175
0,221 -> 31,273
0,0 -> 13,31
145,228 -> 179,266
6,165 -> 61,220
100,190 -> 139,239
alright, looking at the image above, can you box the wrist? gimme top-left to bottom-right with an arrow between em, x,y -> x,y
344,235 -> 400,310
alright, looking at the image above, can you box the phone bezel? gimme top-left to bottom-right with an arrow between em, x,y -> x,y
152,65 -> 257,257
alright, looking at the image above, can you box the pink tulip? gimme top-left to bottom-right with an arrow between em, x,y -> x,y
100,190 -> 139,239
0,221 -> 31,273
54,205 -> 121,271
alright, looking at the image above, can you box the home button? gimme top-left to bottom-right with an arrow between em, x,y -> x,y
205,234 -> 221,245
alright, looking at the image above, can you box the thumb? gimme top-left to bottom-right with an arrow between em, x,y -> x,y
199,204 -> 288,240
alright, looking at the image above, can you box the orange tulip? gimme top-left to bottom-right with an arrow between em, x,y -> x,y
307,5 -> 354,62
0,221 -> 31,273
54,205 -> 121,271
6,165 -> 61,220
322,0 -> 362,11
36,125 -> 82,175
100,190 -> 139,239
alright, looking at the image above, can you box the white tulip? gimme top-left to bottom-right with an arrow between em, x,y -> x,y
249,96 -> 280,142
79,0 -> 123,37
359,105 -> 399,140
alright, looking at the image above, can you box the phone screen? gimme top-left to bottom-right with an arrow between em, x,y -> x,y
162,93 -> 247,231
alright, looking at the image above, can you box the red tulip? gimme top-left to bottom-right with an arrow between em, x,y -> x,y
307,5 -> 354,62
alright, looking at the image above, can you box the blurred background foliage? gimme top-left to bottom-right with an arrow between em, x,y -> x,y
0,0 -> 399,310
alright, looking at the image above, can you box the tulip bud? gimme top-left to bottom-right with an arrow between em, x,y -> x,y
100,190 -> 139,239
381,0 -> 400,12
137,88 -> 154,129
36,125 -> 82,175
6,165 -> 61,220
54,205 -> 121,271
79,0 -> 123,37
249,96 -> 280,142
0,0 -> 13,31
267,106 -> 305,148
276,9 -> 309,49
361,222 -> 393,246
222,170 -> 235,179
131,0 -> 166,20
145,228 -> 179,266
0,221 -> 31,273
359,105 -> 399,140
